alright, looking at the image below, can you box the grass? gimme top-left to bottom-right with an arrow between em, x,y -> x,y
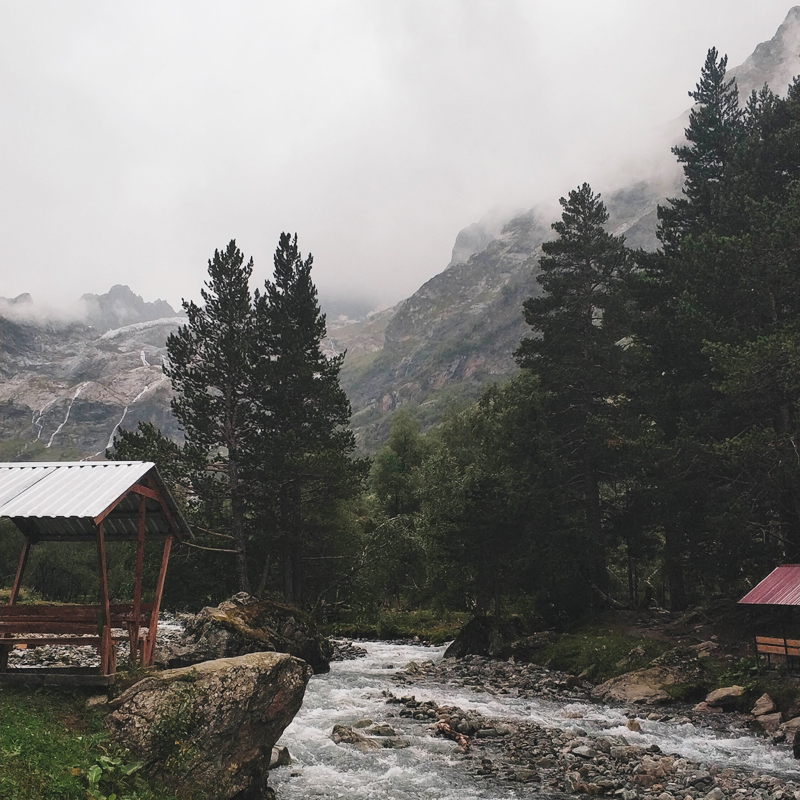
529,626 -> 672,683
705,656 -> 800,714
0,686 -> 167,800
323,608 -> 469,644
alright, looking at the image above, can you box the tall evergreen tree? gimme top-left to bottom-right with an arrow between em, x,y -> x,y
659,47 -> 744,249
164,240 -> 255,592
515,183 -> 631,603
252,233 -> 366,605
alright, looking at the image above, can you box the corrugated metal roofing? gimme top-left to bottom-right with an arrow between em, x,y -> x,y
739,564 -> 800,606
0,462 -> 191,541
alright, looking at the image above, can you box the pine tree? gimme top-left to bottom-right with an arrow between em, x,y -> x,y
659,48 -> 744,249
515,183 -> 631,603
252,233 -> 366,605
164,240 -> 255,592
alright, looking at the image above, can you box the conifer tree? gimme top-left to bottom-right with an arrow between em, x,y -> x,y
252,233 -> 366,605
515,183 -> 630,602
164,240 -> 255,592
659,48 -> 743,249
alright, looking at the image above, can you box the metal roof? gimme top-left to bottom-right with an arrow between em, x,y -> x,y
739,564 -> 800,606
0,461 -> 191,541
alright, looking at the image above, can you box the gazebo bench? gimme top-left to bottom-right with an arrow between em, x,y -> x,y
754,635 -> 800,668
0,602 -> 154,671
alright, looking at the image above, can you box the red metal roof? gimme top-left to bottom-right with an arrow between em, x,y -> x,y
739,565 -> 800,606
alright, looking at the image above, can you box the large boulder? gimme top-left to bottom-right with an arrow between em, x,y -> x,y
157,593 -> 333,674
107,652 -> 312,800
592,647 -> 711,705
443,616 -> 528,659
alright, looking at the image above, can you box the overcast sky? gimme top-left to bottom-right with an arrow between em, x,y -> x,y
1,2 -> 797,316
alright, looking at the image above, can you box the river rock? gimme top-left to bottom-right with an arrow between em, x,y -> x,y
592,648 -> 709,705
443,615 -> 526,659
367,724 -> 397,736
156,592 -> 333,674
332,724 -> 382,752
754,712 -> 783,734
751,693 -> 776,716
269,746 -> 292,769
705,686 -> 745,711
107,652 -> 312,800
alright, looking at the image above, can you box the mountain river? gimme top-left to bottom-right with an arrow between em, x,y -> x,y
269,641 -> 800,800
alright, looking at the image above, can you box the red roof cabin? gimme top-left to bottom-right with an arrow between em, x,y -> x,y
739,564 -> 800,670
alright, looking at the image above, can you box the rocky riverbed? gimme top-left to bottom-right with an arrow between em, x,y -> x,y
364,652 -> 800,799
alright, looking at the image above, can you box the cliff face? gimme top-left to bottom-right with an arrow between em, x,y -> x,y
0,292 -> 183,460
337,8 -> 800,450
339,180 -> 670,450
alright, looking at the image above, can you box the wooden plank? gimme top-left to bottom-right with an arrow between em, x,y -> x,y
2,636 -> 129,646
0,603 -> 152,620
0,606 -> 100,620
756,643 -> 800,656
145,476 -> 182,538
756,636 -> 800,647
0,622 -> 101,633
0,670 -> 115,687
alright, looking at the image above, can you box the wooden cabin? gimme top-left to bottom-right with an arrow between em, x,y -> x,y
739,564 -> 800,670
0,461 -> 191,685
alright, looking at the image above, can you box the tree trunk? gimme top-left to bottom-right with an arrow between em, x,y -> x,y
664,499 -> 688,611
583,459 -> 609,598
228,457 -> 250,593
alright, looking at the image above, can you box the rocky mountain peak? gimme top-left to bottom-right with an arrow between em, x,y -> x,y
730,6 -> 800,96
80,285 -> 178,332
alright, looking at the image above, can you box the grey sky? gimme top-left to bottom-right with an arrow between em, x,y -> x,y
0,2 -> 796,315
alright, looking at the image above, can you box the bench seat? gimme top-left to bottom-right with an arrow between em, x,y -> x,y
0,602 -> 155,674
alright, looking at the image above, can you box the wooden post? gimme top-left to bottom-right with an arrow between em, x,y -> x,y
8,539 -> 32,606
1,539 -> 32,670
131,496 -> 146,664
144,534 -> 172,665
96,521 -> 113,676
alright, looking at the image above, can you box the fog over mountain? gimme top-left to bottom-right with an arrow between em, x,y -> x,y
0,6 -> 799,457
1,2 -> 798,315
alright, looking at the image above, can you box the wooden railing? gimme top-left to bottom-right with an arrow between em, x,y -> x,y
0,602 -> 154,675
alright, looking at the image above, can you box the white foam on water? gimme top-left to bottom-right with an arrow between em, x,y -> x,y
270,641 -> 800,799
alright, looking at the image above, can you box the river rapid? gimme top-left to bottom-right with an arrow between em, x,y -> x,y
269,641 -> 800,800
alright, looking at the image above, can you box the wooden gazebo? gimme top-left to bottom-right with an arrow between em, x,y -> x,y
0,461 -> 191,684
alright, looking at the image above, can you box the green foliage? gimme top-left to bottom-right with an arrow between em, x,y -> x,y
149,683 -> 203,773
0,687 -> 163,800
531,628 -> 671,683
324,608 -> 469,644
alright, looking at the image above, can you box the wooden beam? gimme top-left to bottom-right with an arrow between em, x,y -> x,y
129,483 -> 160,502
8,539 -> 31,606
95,521 -> 113,676
143,534 -> 172,665
131,495 -> 146,663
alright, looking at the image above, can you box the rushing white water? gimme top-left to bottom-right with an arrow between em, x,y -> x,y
270,641 -> 800,799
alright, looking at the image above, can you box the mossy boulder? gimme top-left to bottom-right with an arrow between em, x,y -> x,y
158,593 -> 333,674
107,652 -> 312,800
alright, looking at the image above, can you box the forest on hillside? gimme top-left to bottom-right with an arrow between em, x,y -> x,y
3,50 -> 800,631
